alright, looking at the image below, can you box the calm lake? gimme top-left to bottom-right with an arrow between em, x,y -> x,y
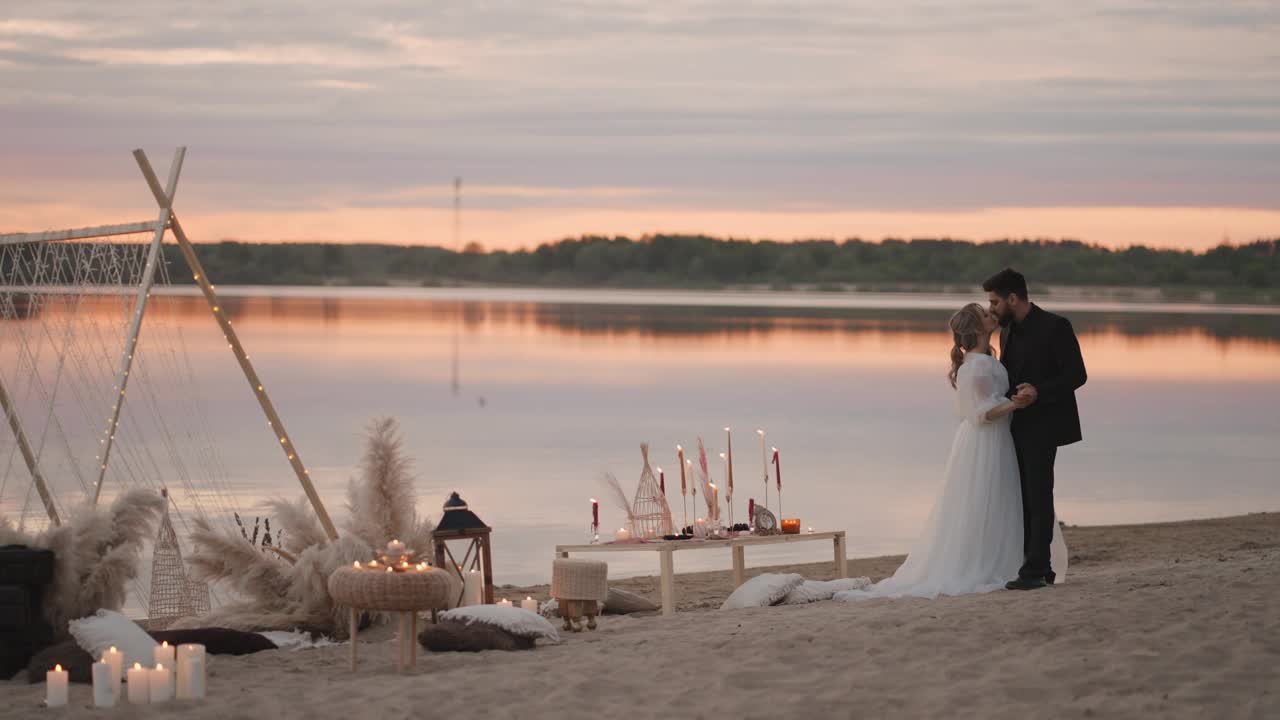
4,287 -> 1280,586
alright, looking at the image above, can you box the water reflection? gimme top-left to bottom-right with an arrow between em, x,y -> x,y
3,289 -> 1279,584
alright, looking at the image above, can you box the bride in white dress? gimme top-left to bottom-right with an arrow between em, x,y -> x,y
836,303 -> 1067,601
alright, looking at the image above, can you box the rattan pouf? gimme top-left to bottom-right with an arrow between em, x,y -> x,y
551,558 -> 608,632
328,566 -> 454,672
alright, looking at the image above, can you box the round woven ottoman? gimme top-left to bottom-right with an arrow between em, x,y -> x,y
551,558 -> 608,632
328,566 -> 454,672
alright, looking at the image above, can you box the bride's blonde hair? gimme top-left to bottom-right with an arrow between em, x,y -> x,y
948,302 -> 988,388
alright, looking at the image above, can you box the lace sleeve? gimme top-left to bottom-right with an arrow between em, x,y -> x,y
954,360 -> 1004,425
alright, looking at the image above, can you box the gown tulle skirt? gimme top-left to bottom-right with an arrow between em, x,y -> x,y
836,362 -> 1068,602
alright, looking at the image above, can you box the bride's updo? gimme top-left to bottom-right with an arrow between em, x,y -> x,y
948,302 -> 986,388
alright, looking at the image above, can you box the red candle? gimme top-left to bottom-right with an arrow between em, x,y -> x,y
659,469 -> 666,495
748,497 -> 755,521
591,498 -> 599,528
772,448 -> 781,491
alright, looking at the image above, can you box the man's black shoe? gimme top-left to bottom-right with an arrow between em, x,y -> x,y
1005,577 -> 1047,591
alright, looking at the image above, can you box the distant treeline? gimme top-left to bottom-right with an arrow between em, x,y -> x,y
163,236 -> 1280,294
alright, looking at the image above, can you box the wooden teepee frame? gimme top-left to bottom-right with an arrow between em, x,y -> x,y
0,147 -> 338,539
632,443 -> 673,539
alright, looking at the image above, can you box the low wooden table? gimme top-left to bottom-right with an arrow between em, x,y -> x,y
555,531 -> 847,616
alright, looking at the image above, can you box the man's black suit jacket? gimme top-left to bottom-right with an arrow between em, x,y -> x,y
999,304 -> 1087,447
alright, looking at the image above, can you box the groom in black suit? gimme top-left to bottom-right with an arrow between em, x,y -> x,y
984,268 -> 1087,591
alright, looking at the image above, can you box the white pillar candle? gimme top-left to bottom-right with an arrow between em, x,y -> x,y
463,569 -> 483,607
521,596 -> 538,612
386,539 -> 406,556
154,641 -> 175,675
103,646 -> 123,702
92,659 -> 116,707
176,644 -> 206,700
150,664 -> 173,703
127,663 -> 150,704
497,598 -> 513,608
614,527 -> 631,541
45,664 -> 68,708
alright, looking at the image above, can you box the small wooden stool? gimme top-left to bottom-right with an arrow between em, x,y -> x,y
327,566 -> 453,673
551,558 -> 608,632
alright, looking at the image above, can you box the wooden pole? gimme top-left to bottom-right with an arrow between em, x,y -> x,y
0,376 -> 60,525
93,147 -> 184,505
0,220 -> 163,246
131,148 -> 339,540
480,535 -> 494,605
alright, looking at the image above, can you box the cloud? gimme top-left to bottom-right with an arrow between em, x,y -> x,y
0,0 -> 1277,248
308,78 -> 376,91
0,18 -> 92,39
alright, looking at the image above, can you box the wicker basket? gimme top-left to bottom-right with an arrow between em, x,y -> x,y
328,567 -> 455,612
551,558 -> 609,602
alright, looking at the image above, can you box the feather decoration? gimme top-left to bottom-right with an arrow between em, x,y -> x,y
262,496 -> 328,555
185,517 -> 291,606
0,488 -> 164,635
345,417 -> 419,551
696,437 -> 716,517
598,472 -> 635,526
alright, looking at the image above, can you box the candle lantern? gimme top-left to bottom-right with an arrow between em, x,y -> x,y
431,492 -> 495,606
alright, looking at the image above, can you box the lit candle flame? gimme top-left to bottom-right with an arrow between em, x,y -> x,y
353,561 -> 361,569
55,664 -> 62,672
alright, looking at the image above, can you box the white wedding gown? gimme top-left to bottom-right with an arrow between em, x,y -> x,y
836,352 -> 1067,601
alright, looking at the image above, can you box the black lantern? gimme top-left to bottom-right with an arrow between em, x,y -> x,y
431,492 -> 494,605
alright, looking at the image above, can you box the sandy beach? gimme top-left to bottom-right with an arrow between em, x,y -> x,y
3,512 -> 1275,719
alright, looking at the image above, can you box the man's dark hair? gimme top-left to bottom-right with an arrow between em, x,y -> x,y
983,268 -> 1029,301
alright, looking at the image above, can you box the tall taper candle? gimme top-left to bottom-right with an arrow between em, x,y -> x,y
658,467 -> 665,495
725,427 -> 734,524
678,446 -> 688,528
757,429 -> 768,511
719,452 -> 728,523
772,447 -> 782,518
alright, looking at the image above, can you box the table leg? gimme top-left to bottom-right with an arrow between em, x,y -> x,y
834,534 -> 848,579
400,614 -> 410,674
411,613 -> 418,668
660,549 -> 675,617
558,551 -> 569,559
731,545 -> 746,588
349,608 -> 358,672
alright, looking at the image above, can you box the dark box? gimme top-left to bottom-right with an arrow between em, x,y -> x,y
0,546 -> 55,586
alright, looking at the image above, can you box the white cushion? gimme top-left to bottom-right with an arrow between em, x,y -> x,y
603,587 -> 658,614
68,609 -> 158,670
720,573 -> 806,610
780,577 -> 872,605
440,606 -> 561,643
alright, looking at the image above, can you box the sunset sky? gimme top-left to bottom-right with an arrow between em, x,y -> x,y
2,1 -> 1277,251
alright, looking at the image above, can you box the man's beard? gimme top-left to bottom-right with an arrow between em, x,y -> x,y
997,310 -> 1014,327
